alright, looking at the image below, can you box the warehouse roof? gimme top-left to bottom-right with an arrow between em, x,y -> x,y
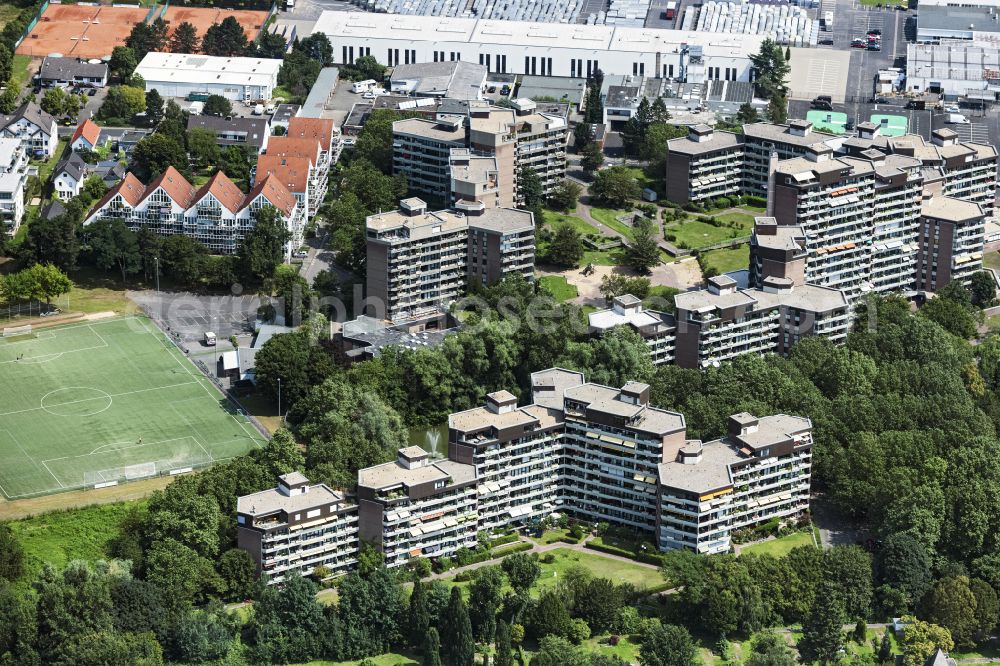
315,11 -> 764,58
135,52 -> 281,86
389,61 -> 487,100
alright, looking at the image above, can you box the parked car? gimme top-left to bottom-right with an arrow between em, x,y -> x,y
87,88 -> 97,97
341,136 -> 357,147
487,85 -> 496,93
867,43 -> 881,51
867,28 -> 882,36
500,84 -> 511,95
852,38 -> 867,48
944,104 -> 960,113
292,250 -> 308,258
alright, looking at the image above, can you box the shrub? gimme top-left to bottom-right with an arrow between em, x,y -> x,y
541,553 -> 556,564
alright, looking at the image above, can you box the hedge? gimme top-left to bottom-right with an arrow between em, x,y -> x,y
489,533 -> 521,548
586,541 -> 665,566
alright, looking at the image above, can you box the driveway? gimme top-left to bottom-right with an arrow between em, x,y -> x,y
299,227 -> 354,285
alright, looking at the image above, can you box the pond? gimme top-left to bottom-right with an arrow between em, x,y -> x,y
407,424 -> 449,457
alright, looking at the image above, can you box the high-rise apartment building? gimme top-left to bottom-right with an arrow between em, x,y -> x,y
356,446 -> 478,567
365,198 -> 535,321
916,196 -> 987,291
449,148 -> 510,209
741,120 -> 842,195
664,125 -> 744,204
238,371 -> 813,581
237,472 -> 359,583
657,413 -> 812,554
587,295 -> 677,365
392,100 -> 568,205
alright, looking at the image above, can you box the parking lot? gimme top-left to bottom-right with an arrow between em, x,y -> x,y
129,291 -> 263,345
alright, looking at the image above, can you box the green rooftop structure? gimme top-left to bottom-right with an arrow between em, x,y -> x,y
806,110 -> 848,134
870,114 -> 908,137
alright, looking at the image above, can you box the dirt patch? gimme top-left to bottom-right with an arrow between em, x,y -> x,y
0,475 -> 175,521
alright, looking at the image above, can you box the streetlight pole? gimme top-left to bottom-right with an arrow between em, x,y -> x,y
154,256 -> 160,294
277,377 -> 282,425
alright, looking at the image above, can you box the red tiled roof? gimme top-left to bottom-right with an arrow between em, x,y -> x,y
256,154 -> 311,195
244,174 -> 297,216
71,118 -> 101,147
88,172 -> 146,218
192,170 -> 245,214
287,117 -> 336,152
139,166 -> 195,209
265,136 -> 321,164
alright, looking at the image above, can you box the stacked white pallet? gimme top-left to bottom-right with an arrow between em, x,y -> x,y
693,1 -> 818,45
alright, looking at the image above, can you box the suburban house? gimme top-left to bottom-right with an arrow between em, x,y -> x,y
186,115 -> 271,154
70,119 -> 104,153
53,152 -> 124,200
0,103 -> 58,158
38,56 -> 109,88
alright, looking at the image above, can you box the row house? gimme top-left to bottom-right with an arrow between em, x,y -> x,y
84,167 -> 303,254
253,117 -> 337,223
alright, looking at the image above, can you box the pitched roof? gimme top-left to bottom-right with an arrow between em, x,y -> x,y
88,172 -> 146,215
139,166 -> 195,208
56,151 -> 88,181
193,171 -> 246,214
71,119 -> 101,147
286,117 -> 336,151
265,136 -> 321,164
255,154 -> 311,195
245,175 -> 297,216
2,103 -> 56,135
39,56 -> 108,81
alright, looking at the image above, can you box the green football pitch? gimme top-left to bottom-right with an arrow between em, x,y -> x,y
0,316 -> 266,499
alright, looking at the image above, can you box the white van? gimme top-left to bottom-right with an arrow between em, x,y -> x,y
352,79 -> 377,94
253,103 -> 264,116
265,103 -> 276,114
204,332 -> 217,346
946,113 -> 970,124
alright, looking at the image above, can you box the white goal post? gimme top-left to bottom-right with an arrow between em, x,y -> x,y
3,324 -> 32,337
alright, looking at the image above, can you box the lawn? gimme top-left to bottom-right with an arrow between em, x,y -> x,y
740,530 -> 817,557
667,217 -> 751,250
0,316 -> 266,499
581,248 -> 625,267
590,208 -> 636,239
584,635 -> 641,663
60,268 -> 138,315
538,275 -> 579,303
983,250 -> 1000,272
700,245 -> 749,275
295,653 -> 419,666
6,500 -> 142,581
543,209 -> 598,236
532,528 -> 571,545
10,54 -> 30,89
533,548 -> 664,593
32,138 -> 69,183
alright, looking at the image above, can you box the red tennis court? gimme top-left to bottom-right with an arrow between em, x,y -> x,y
161,7 -> 268,44
17,5 -> 149,59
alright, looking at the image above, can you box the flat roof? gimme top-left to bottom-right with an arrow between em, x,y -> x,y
734,414 -> 811,451
589,304 -> 674,332
667,129 -> 742,156
390,61 -> 487,100
135,52 -> 280,87
237,481 -> 348,517
564,383 -> 685,435
918,4 -> 1000,34
467,208 -> 534,234
315,11 -> 763,58
449,404 -> 538,433
530,367 -> 585,410
357,458 -> 475,491
922,196 -> 984,222
658,439 -> 739,494
393,117 -> 466,142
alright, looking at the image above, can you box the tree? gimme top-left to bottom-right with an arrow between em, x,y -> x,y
170,21 -> 199,54
203,94 -> 233,118
750,38 -> 790,100
737,103 -> 759,124
549,180 -> 582,213
898,617 -> 954,666
767,93 -> 788,125
546,224 -> 585,268
335,557 -> 403,658
423,628 -> 443,666
502,553 -> 540,595
127,20 -> 167,61
110,46 -> 139,80
218,548 -> 257,601
0,525 -> 24,581
85,218 -> 141,284
342,54 -> 385,81
877,533 -> 934,603
797,583 -> 846,665
627,217 -> 661,273
18,212 -> 81,270
144,89 -> 164,128
568,618 -> 591,644
202,17 -> 248,57
255,31 -> 288,59
352,108 -> 402,174
0,43 -> 11,84
440,587 -> 475,666
298,33 -> 334,66
528,591 -> 571,639
58,630 -> 164,666
278,50 -> 323,97
409,582 -> 431,647
25,263 -> 72,306
746,632 -> 796,666
639,622 -> 699,666
238,205 -> 291,283
187,127 -> 221,170
0,582 -> 39,663
519,165 -> 545,217
575,122 -> 593,150
592,167 -> 641,208
249,572 -> 325,663
41,87 -> 71,116
131,133 -> 187,181
98,85 -> 147,122
469,566 -> 505,642
33,560 -> 121,663
825,546 -> 874,621
494,620 -> 513,666
220,145 -> 251,183
923,577 -> 978,649
171,608 -> 234,663
292,377 -> 407,489
581,142 -> 605,176
600,273 -> 651,300
0,87 -> 18,114
969,271 -> 996,306
877,632 -> 893,665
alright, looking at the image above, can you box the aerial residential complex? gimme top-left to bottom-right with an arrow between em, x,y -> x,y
238,369 -> 813,581
393,98 -> 568,204
365,197 -> 535,321
84,167 -> 304,254
666,121 -> 998,298
0,138 -> 28,235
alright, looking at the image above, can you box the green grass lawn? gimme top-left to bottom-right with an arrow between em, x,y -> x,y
543,209 -> 598,235
667,219 -> 749,250
294,653 -> 419,666
581,248 -> 625,267
10,54 -> 31,89
60,268 -> 138,315
700,245 -> 749,275
0,316 -> 266,499
533,528 -> 571,544
538,275 -> 579,303
534,548 -> 664,593
584,635 -> 641,662
6,500 -> 142,581
983,250 -> 1000,272
740,530 -> 817,557
32,138 -> 69,184
590,208 -> 636,239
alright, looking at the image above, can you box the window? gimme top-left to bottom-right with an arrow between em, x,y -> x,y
434,480 -> 446,489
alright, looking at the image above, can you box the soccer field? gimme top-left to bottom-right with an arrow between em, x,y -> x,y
0,317 -> 266,499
